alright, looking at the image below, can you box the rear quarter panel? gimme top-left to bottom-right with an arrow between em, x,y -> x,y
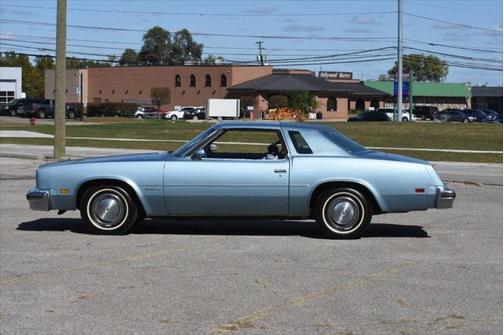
289,156 -> 438,216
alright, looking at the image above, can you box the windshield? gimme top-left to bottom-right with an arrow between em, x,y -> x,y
321,128 -> 366,153
172,127 -> 215,157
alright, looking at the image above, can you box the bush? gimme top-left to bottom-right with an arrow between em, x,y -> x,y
86,102 -> 138,117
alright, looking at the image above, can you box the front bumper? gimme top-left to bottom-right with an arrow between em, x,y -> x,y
26,188 -> 50,211
435,186 -> 456,209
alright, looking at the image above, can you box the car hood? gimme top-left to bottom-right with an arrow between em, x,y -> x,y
357,150 -> 428,165
40,152 -> 173,168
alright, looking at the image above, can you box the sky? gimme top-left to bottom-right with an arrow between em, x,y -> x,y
0,0 -> 502,85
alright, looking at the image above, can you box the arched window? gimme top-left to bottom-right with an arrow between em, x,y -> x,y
327,97 -> 337,111
190,75 -> 196,87
175,74 -> 182,87
205,74 -> 212,87
220,74 -> 227,87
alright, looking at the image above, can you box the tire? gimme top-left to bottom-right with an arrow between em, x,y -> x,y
463,118 -> 468,123
193,116 -> 198,120
315,188 -> 372,239
402,117 -> 408,122
37,110 -> 46,119
80,185 -> 138,235
170,115 -> 178,121
136,114 -> 143,119
67,112 -> 75,119
10,110 -> 16,117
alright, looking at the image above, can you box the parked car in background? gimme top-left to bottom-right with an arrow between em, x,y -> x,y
463,109 -> 492,123
183,107 -> 206,120
376,108 -> 416,122
483,110 -> 500,122
135,106 -> 167,119
438,109 -> 470,123
348,111 -> 389,122
3,98 -> 79,119
164,106 -> 203,121
27,122 -> 455,238
413,105 -> 439,120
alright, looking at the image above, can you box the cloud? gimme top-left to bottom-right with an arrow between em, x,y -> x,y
349,15 -> 381,26
280,24 -> 325,33
344,28 -> 375,34
244,7 -> 280,15
442,31 -> 471,42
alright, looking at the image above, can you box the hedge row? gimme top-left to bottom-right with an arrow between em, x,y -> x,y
86,102 -> 138,117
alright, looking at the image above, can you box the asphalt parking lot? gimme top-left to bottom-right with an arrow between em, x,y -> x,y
0,155 -> 502,335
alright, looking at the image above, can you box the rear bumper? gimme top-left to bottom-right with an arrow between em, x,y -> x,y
435,186 -> 456,209
26,188 -> 51,211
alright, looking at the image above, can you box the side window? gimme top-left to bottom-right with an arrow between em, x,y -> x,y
199,129 -> 287,160
289,131 -> 313,154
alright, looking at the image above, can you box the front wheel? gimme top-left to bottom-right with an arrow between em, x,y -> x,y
402,117 -> 408,122
170,115 -> 178,121
315,188 -> 372,239
37,110 -> 46,119
80,185 -> 138,234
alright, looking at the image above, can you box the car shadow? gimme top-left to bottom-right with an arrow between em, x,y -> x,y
17,218 -> 430,239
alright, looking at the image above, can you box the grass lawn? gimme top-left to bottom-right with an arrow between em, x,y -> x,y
1,119 -> 502,163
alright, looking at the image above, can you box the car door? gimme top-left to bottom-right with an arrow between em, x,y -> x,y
163,128 -> 290,216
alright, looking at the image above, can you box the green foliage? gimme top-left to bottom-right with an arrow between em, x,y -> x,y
86,102 -> 138,117
0,52 -> 40,97
119,49 -> 138,66
388,54 -> 448,82
203,54 -> 225,64
286,91 -> 318,121
66,57 -> 111,69
151,87 -> 171,111
268,95 -> 289,109
138,26 -> 204,66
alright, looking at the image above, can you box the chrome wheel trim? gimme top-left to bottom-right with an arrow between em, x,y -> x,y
170,115 -> 177,121
86,188 -> 129,230
322,192 -> 365,234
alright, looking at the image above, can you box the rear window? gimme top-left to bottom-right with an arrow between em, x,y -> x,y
289,131 -> 313,154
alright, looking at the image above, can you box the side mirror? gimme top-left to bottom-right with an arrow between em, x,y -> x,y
191,148 -> 206,160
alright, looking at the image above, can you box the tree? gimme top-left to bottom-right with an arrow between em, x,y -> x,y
286,91 -> 318,122
150,87 -> 171,118
119,48 -> 138,66
171,29 -> 203,64
268,95 -> 288,109
66,57 -> 111,69
139,26 -> 172,65
388,54 -> 448,82
203,54 -> 225,65
33,55 -> 55,98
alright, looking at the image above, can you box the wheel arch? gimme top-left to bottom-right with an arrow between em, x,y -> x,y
309,180 -> 385,216
76,178 -> 147,217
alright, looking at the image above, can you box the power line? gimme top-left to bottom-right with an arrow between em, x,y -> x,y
404,46 -> 502,64
0,4 -> 397,17
404,12 -> 503,33
0,18 -> 396,41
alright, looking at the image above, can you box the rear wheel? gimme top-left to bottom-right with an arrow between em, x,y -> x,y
80,185 -> 138,235
136,114 -> 143,119
315,188 -> 372,239
67,111 -> 75,119
402,117 -> 408,122
10,110 -> 16,117
37,110 -> 46,119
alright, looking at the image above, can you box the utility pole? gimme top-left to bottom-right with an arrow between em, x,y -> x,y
396,0 -> 403,122
256,41 -> 265,66
54,0 -> 67,159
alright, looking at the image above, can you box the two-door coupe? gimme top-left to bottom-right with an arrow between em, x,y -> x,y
27,122 -> 455,238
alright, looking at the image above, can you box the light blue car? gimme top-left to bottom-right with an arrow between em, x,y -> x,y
27,122 -> 455,238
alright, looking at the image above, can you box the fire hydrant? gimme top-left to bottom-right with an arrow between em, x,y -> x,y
30,117 -> 36,126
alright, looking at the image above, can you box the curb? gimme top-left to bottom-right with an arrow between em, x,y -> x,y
0,152 -> 45,160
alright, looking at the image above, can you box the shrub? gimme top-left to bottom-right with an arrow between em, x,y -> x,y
86,102 -> 138,117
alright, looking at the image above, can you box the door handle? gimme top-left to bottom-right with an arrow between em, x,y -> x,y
274,169 -> 287,173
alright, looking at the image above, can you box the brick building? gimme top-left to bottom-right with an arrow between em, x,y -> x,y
45,65 -> 273,110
